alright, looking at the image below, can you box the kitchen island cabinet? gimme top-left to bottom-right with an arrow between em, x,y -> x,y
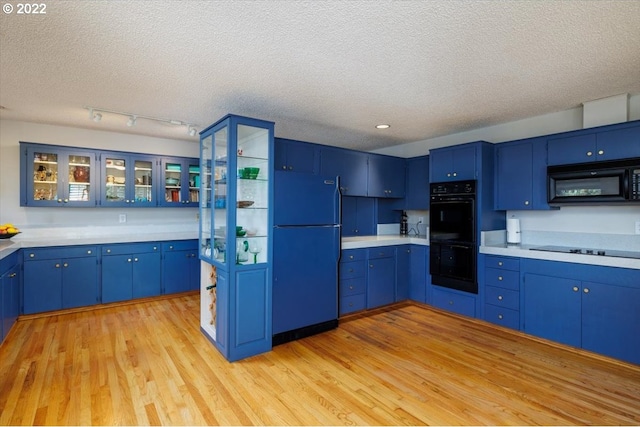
23,245 -> 98,313
522,258 -> 640,365
101,242 -> 161,303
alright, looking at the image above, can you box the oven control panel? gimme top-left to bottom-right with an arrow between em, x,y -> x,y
431,180 -> 476,195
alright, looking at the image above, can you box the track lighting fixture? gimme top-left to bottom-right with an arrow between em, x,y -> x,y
83,106 -> 197,136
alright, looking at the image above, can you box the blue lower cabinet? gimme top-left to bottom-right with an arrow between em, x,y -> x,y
431,286 -> 476,318
339,249 -> 367,316
367,248 -> 396,309
522,259 -> 640,365
1,254 -> 20,343
410,246 -> 429,303
162,240 -> 199,294
101,243 -> 161,303
23,246 -> 98,314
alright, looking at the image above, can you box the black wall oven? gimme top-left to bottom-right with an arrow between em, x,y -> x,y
429,180 -> 477,294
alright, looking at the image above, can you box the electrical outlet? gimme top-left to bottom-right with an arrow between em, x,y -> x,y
119,214 -> 126,223
635,221 -> 640,235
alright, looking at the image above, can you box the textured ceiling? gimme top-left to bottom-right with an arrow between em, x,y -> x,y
1,1 -> 640,152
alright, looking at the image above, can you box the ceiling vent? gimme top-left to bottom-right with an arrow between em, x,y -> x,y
582,93 -> 629,129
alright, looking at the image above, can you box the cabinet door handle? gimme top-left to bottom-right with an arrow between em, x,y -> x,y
57,199 -> 64,203
288,166 -> 293,171
497,295 -> 503,300
87,250 -> 92,254
29,253 -> 35,258
498,314 -> 503,320
349,286 -> 354,290
598,150 -> 604,155
153,246 -> 157,251
63,263 -> 68,268
498,276 -> 503,281
134,258 -> 139,262
524,200 -> 530,205
64,199 -> 69,203
55,263 -> 61,268
448,300 -> 454,305
572,286 -> 579,292
586,151 -> 593,157
370,264 -> 374,268
282,165 -> 287,170
447,173 -> 451,177
169,245 -> 174,249
127,258 -> 132,263
349,255 -> 354,259
498,261 -> 503,266
452,172 -> 457,177
583,288 -> 590,294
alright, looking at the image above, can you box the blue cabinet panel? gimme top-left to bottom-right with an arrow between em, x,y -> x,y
1,262 -> 20,343
367,154 -> 405,198
485,286 -> 519,311
431,286 -> 476,317
404,155 -> 430,210
596,125 -> 640,160
410,245 -> 428,303
132,252 -> 162,298
367,248 -> 396,309
484,304 -> 519,330
274,138 -> 319,174
102,254 -> 134,303
523,273 -> 581,348
235,268 -> 269,347
340,294 -> 366,315
162,240 -> 199,294
581,281 -> 640,365
102,243 -> 161,303
62,257 -> 98,309
24,259 -> 63,314
430,144 -> 476,182
320,147 -> 368,196
341,196 -> 375,237
396,245 -> 410,301
159,157 -> 200,207
547,133 -> 597,166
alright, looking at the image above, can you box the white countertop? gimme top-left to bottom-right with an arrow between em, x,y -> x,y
342,235 -> 429,249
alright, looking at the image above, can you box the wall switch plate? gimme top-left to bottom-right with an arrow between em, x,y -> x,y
635,221 -> 640,235
119,214 -> 126,223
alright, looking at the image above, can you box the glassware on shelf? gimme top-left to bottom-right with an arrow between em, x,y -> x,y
249,241 -> 262,264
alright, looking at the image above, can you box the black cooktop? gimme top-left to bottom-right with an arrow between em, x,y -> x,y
529,245 -> 640,259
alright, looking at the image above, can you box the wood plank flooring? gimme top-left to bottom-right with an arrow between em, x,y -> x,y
1,294 -> 639,425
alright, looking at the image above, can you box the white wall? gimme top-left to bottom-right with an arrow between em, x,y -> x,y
0,119 -> 200,228
375,93 -> 640,237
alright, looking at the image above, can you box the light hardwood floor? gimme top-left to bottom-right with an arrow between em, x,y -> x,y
1,293 -> 639,425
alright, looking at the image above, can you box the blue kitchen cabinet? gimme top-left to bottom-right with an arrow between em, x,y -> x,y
495,136 -> 550,210
367,153 -> 406,198
367,247 -> 396,309
159,157 -> 200,207
522,259 -> 640,364
403,155 -> 430,210
20,142 -> 98,207
1,252 -> 20,343
429,144 -> 477,182
101,243 -> 161,303
274,138 -> 320,174
162,240 -> 199,294
339,249 -> 367,316
397,245 -> 429,303
199,114 -> 274,362
99,152 -> 158,207
482,255 -> 521,330
547,121 -> 640,165
23,245 -> 98,314
342,196 -> 376,237
431,285 -> 476,317
396,245 -> 410,301
320,146 -> 368,196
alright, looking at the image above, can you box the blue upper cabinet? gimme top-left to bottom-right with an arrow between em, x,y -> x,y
404,155 -> 430,209
429,144 -> 477,182
99,152 -> 158,207
367,154 -> 405,198
274,138 -> 320,174
159,157 -> 200,207
20,142 -> 98,207
320,146 -> 368,196
341,196 -> 376,237
547,121 -> 640,165
495,136 -> 550,210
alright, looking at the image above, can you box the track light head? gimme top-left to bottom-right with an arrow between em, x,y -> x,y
93,112 -> 102,122
127,115 -> 137,127
188,126 -> 197,137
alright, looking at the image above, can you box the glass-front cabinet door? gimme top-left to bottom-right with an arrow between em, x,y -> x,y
100,153 -> 156,207
199,114 -> 274,362
21,144 -> 97,207
160,157 -> 200,207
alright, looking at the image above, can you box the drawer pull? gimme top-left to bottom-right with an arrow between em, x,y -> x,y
29,253 -> 35,258
498,314 -> 503,320
127,258 -> 132,263
55,263 -> 60,268
498,261 -> 503,266
87,250 -> 92,254
498,276 -> 503,281
63,263 -> 68,268
349,286 -> 354,290
583,288 -> 590,294
349,255 -> 354,259
572,286 -> 579,292
498,295 -> 503,300
107,249 -> 111,253
134,258 -> 139,262
598,150 -> 604,155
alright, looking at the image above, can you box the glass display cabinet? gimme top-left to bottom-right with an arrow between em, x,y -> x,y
20,143 -> 97,207
160,158 -> 200,206
100,153 -> 157,207
199,114 -> 274,362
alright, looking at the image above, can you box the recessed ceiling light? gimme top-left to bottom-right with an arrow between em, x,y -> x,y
375,124 -> 390,129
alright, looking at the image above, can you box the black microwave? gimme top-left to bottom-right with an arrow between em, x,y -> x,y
548,158 -> 640,205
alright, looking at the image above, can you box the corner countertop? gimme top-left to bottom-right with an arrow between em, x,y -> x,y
342,235 -> 429,250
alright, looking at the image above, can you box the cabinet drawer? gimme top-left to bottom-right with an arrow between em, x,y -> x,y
484,304 -> 520,330
340,294 -> 366,315
340,277 -> 365,297
485,286 -> 519,310
341,248 -> 366,262
102,242 -> 160,256
162,240 -> 197,251
485,268 -> 520,290
485,255 -> 519,271
432,287 -> 476,318
367,247 -> 396,260
339,260 -> 366,280
24,245 -> 97,261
